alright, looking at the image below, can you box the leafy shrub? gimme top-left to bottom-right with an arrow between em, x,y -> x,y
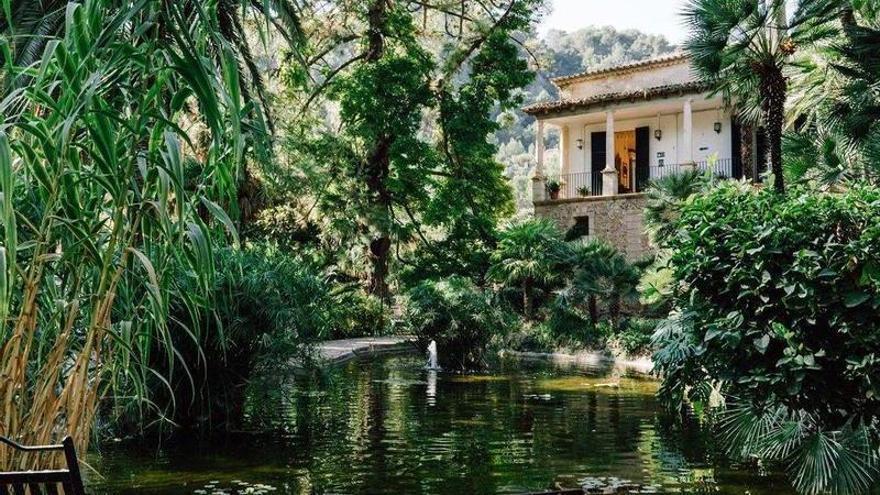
541,298 -> 597,348
404,277 -> 515,370
137,244 -> 382,432
245,203 -> 321,249
652,182 -> 880,493
606,318 -> 657,356
504,322 -> 558,353
330,288 -> 389,339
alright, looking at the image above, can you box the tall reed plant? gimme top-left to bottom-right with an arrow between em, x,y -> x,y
0,0 -> 257,467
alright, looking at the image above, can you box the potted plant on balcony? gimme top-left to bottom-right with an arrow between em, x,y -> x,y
546,179 -> 562,200
577,185 -> 591,197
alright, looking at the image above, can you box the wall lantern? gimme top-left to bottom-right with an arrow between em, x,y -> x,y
714,122 -> 723,134
654,129 -> 662,141
575,138 -> 584,150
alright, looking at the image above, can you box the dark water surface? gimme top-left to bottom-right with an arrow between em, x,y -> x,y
88,355 -> 793,494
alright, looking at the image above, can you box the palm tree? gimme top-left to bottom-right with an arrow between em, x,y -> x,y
489,218 -> 566,321
787,1 -> 880,185
564,240 -> 617,325
683,0 -> 838,193
566,240 -> 640,330
643,169 -> 709,244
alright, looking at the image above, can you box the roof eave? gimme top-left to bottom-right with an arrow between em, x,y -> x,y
522,82 -> 713,118
551,52 -> 690,88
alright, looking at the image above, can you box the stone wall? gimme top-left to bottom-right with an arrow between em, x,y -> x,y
535,193 -> 651,260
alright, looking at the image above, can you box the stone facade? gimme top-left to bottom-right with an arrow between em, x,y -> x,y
535,194 -> 651,260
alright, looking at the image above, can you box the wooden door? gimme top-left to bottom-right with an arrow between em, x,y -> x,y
614,130 -> 635,193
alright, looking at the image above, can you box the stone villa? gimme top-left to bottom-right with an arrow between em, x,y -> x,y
524,52 -> 760,259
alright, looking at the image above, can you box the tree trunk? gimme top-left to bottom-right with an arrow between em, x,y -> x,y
364,0 -> 392,300
366,135 -> 393,300
609,295 -> 621,331
760,66 -> 787,193
740,123 -> 755,182
588,295 -> 598,326
523,278 -> 533,321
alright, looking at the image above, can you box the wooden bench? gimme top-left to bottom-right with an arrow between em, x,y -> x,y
0,436 -> 85,495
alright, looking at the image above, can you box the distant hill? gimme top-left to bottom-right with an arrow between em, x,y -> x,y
496,26 -> 677,210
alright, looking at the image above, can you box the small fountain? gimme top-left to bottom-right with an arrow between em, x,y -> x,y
425,340 -> 440,371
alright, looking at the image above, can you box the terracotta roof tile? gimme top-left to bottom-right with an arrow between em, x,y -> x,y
522,80 -> 712,117
552,52 -> 689,87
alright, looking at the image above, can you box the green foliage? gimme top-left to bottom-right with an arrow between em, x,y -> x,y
246,203 -> 321,249
683,0 -> 839,192
606,318 -> 657,357
285,1 -> 540,298
787,2 -> 880,186
643,169 -> 710,244
133,244 -> 385,431
489,218 -> 567,320
652,181 -> 880,493
539,298 -> 597,349
404,277 -> 515,370
0,0 -> 273,454
485,232 -> 648,354
561,239 -> 642,329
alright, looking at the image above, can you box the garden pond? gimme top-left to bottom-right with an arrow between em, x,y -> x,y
87,355 -> 794,494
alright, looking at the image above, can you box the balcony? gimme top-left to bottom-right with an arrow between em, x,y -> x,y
536,158 -> 738,202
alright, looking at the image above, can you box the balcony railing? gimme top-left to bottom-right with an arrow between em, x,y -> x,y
544,171 -> 604,200
539,158 -> 739,201
651,158 -> 737,180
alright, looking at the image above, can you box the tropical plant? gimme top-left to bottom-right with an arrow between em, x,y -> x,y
489,218 -> 567,321
559,239 -> 616,325
787,1 -> 880,186
0,0 -> 266,464
562,240 -> 641,330
643,169 -> 708,244
652,181 -> 880,494
0,0 -> 302,123
683,0 -> 840,192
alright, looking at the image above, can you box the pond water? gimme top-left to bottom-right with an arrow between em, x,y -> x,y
88,355 -> 794,494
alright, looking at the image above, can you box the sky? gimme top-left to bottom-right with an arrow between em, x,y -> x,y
538,0 -> 691,44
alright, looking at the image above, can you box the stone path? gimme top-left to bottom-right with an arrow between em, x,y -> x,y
311,335 -> 418,366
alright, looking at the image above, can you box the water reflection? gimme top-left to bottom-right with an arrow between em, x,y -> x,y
426,370 -> 437,407
88,355 -> 795,494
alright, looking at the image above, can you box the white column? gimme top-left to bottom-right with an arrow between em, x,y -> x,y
560,125 -> 570,176
535,119 -> 545,176
532,119 -> 546,202
682,98 -> 695,171
602,111 -> 618,196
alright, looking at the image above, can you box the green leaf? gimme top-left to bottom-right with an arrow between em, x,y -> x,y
754,334 -> 771,354
844,292 -> 871,308
200,197 -> 240,249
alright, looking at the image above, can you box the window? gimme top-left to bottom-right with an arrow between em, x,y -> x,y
565,216 -> 590,241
